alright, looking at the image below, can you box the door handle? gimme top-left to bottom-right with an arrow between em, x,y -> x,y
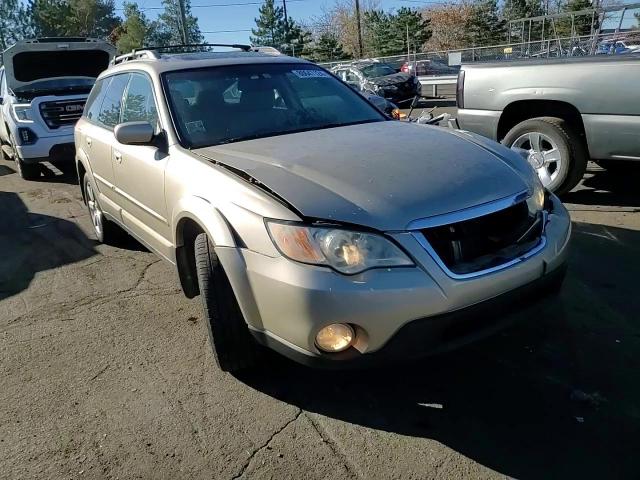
86,137 -> 92,147
114,151 -> 122,164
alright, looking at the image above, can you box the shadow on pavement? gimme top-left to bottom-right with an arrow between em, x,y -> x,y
562,168 -> 640,208
0,191 -> 97,301
238,221 -> 640,479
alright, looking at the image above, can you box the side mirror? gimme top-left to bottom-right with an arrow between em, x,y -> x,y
0,97 -> 3,105
114,121 -> 155,145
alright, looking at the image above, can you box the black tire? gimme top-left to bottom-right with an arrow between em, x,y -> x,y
502,117 -> 588,196
194,232 -> 259,372
9,134 -> 40,180
82,173 -> 123,244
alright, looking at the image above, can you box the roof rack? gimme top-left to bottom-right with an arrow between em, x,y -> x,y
136,43 -> 252,54
110,43 -> 254,66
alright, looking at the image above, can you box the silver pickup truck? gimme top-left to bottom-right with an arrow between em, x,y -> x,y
456,54 -> 640,194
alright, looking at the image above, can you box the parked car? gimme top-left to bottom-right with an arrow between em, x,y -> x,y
456,54 -> 640,194
597,38 -> 640,55
401,60 -> 460,76
75,46 -> 570,372
331,61 -> 421,105
0,37 -> 115,179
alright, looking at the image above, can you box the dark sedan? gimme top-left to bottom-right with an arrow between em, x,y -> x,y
332,61 -> 421,106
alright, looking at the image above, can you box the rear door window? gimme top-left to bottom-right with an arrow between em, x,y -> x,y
97,74 -> 130,129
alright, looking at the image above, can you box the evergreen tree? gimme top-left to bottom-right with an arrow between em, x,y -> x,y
557,0 -> 596,37
502,0 -> 544,41
250,0 -> 311,55
392,7 -> 431,52
250,0 -> 286,47
364,7 -> 431,56
466,0 -> 506,47
114,3 -> 148,53
28,0 -> 119,38
0,0 -> 33,50
154,0 -> 203,45
311,32 -> 348,62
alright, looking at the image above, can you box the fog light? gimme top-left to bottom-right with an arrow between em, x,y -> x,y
315,324 -> 354,353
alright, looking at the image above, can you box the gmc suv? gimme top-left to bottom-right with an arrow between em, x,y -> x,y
0,37 -> 115,179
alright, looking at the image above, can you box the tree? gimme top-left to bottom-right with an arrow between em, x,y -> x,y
364,7 -> 431,56
154,0 -> 203,45
28,0 -> 120,38
502,0 -> 544,42
114,3 -> 148,53
466,0 -> 506,47
250,0 -> 311,55
393,7 -> 431,52
251,0 -> 286,47
310,32 -> 348,61
423,3 -> 474,51
0,0 -> 33,50
557,0 -> 597,37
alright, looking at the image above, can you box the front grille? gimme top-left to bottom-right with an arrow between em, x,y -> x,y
39,100 -> 86,129
420,201 -> 543,275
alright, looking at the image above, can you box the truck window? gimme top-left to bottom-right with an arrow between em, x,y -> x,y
121,74 -> 159,131
97,74 -> 130,129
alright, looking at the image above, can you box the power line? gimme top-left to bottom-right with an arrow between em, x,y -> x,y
116,0 -> 310,11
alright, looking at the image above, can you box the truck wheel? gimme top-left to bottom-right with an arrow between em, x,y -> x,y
8,134 -> 40,180
83,173 -> 122,244
194,232 -> 259,373
503,117 -> 587,195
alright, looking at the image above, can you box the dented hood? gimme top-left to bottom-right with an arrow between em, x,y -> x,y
195,121 -> 533,231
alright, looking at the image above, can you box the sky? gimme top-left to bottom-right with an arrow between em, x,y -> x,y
114,0 -> 436,45
113,0 -> 639,45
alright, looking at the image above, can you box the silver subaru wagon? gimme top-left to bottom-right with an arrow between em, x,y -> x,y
74,46 -> 571,372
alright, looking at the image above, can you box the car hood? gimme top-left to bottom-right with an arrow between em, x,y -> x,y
367,72 -> 413,86
194,121 -> 532,231
3,40 -> 115,91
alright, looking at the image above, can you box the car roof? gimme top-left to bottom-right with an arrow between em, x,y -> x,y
104,50 -> 311,77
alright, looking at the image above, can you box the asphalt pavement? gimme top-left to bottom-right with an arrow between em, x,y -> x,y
1,154 -> 639,479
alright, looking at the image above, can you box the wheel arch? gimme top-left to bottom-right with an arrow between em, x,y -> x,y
497,100 -> 589,156
172,197 -> 236,299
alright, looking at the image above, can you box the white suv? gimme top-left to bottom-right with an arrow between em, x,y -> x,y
0,38 -> 115,179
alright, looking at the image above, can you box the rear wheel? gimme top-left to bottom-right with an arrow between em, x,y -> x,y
503,117 -> 587,195
194,232 -> 260,373
83,173 -> 122,244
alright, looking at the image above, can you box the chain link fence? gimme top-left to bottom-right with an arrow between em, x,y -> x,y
319,31 -> 640,70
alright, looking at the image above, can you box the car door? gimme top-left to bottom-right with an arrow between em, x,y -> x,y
112,72 -> 172,259
79,73 -> 130,216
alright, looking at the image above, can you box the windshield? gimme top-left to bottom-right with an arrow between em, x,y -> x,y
359,64 -> 396,78
164,63 -> 385,149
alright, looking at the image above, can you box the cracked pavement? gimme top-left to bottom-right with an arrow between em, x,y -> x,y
1,158 -> 639,480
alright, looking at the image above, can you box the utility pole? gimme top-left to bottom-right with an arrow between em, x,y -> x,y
355,0 -> 363,58
178,0 -> 189,44
282,0 -> 290,54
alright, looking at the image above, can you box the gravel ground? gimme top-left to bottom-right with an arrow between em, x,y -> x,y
1,157 -> 639,480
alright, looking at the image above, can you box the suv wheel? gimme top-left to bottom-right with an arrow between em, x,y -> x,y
83,173 -> 122,243
502,117 -> 587,195
194,232 -> 260,373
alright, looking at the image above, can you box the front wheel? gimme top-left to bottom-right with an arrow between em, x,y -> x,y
194,232 -> 260,373
502,117 -> 587,195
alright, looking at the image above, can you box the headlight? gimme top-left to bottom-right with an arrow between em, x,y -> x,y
266,221 -> 414,274
11,104 -> 34,123
527,175 -> 545,213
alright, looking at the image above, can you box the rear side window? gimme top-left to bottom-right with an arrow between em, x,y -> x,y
84,77 -> 110,122
121,74 -> 159,130
97,74 -> 130,129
